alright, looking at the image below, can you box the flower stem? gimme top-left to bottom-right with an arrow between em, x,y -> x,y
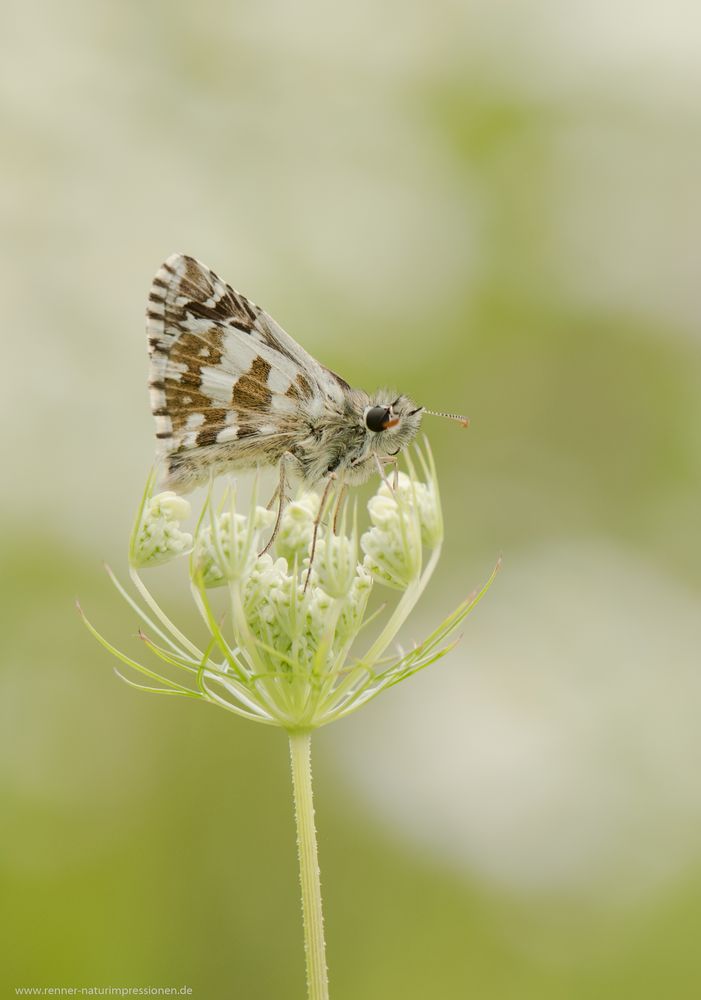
288,730 -> 329,1000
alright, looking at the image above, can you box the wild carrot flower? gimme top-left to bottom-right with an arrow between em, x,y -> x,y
80,440 -> 496,1000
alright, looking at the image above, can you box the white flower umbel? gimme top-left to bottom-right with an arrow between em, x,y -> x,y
80,440 -> 497,1000
129,471 -> 193,569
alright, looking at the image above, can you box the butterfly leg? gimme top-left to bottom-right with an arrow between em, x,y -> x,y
373,454 -> 400,491
259,453 -> 292,557
374,454 -> 394,490
303,474 -> 337,593
332,481 -> 348,534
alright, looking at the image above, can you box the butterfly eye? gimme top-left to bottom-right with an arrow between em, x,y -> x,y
365,405 -> 391,433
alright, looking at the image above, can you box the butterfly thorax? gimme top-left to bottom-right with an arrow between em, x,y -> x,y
290,388 -> 422,487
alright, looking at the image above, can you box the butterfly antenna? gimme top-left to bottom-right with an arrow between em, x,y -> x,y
423,408 -> 470,429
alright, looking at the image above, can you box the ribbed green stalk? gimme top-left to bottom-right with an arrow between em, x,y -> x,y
289,731 -> 329,1000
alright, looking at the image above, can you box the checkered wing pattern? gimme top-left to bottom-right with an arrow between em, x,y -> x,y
146,254 -> 345,490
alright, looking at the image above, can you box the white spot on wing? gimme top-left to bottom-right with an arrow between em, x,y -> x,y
221,336 -> 260,373
268,368 -> 292,394
200,366 -> 235,404
216,426 -> 239,443
182,316 -> 218,335
165,360 -> 187,381
185,413 -> 205,430
271,394 -> 296,414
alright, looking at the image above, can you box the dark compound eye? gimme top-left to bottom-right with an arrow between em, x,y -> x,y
365,405 -> 391,433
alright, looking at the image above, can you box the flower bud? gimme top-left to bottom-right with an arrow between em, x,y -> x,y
275,494 -> 320,567
361,482 -> 423,589
337,564 -> 373,641
130,491 -> 193,568
194,505 -> 275,587
377,472 -> 442,549
313,531 -> 358,599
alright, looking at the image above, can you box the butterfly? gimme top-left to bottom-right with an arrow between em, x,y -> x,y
146,253 -> 467,546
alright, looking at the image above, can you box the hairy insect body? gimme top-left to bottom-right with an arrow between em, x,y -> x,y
147,253 -> 423,493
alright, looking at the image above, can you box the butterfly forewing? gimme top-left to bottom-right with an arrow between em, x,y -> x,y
146,254 -> 342,489
146,253 -> 427,495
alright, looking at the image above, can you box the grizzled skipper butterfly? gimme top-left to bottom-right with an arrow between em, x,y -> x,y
146,254 -> 467,550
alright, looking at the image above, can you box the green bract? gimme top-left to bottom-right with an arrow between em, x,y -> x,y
82,441 -> 495,732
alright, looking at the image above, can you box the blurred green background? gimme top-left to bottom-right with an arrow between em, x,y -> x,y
2,1 -> 701,997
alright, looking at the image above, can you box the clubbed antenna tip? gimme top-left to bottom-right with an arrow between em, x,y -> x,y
423,408 -> 470,429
